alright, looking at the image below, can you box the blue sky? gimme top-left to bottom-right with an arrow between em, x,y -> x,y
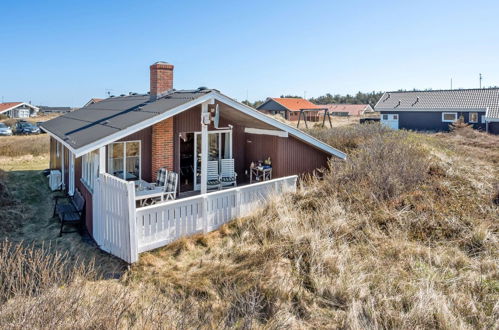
1,0 -> 499,107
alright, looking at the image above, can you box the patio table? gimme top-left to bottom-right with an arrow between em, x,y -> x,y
134,180 -> 164,207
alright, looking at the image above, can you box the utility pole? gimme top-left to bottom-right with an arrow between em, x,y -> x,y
479,73 -> 482,88
304,91 -> 307,99
450,78 -> 453,90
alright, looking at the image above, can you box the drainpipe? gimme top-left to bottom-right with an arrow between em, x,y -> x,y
200,99 -> 215,195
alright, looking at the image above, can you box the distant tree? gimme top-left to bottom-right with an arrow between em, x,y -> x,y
309,91 -> 384,108
279,95 -> 302,98
242,100 -> 264,109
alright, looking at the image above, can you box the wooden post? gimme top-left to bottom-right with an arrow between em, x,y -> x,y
126,181 -> 138,263
99,146 -> 106,174
200,100 -> 214,195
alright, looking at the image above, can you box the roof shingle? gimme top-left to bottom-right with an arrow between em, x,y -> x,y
375,88 -> 499,119
272,98 -> 323,111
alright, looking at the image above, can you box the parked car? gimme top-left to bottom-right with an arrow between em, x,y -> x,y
0,123 -> 13,136
15,121 -> 41,135
360,117 -> 380,124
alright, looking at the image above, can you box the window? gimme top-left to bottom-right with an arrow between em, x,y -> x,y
56,142 -> 60,158
382,114 -> 388,120
108,141 -> 141,181
82,150 -> 99,190
469,112 -> 478,123
393,114 -> 398,120
442,112 -> 458,123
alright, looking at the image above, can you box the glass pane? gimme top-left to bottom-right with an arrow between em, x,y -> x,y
112,142 -> 124,158
126,142 -> 139,157
126,156 -> 140,180
444,114 -> 455,121
208,133 -> 218,161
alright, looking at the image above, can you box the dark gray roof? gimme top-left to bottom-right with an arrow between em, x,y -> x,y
41,89 -> 212,150
375,88 -> 499,119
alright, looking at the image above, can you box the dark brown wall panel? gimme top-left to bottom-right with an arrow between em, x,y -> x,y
277,136 -> 329,177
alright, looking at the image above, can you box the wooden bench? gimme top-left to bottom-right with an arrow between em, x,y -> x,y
53,188 -> 85,236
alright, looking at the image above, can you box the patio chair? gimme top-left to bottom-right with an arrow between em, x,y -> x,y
220,158 -> 237,188
162,171 -> 178,200
154,168 -> 178,201
207,160 -> 221,190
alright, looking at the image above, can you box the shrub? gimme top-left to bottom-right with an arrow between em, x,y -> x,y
306,123 -> 391,151
325,132 -> 430,202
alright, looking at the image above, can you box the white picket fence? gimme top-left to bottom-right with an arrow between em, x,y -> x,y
93,174 -> 297,263
92,174 -> 137,262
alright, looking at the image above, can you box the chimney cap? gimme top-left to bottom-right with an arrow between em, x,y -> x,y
151,61 -> 173,66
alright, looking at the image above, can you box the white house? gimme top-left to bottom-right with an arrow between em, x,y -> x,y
0,102 -> 39,118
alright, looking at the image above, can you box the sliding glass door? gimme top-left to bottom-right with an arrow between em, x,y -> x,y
193,130 -> 232,190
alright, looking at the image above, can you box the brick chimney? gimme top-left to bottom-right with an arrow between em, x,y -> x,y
150,61 -> 174,99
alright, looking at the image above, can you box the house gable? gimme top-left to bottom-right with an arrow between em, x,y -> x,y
257,99 -> 289,112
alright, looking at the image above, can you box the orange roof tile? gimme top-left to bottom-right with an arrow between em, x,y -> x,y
272,98 -> 323,112
0,102 -> 23,112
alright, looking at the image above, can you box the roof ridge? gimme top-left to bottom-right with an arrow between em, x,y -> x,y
386,88 -> 499,93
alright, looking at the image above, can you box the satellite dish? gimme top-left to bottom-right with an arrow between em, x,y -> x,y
214,104 -> 220,128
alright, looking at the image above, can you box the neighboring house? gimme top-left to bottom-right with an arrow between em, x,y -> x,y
375,89 -> 499,134
83,98 -> 104,107
0,102 -> 39,118
323,104 -> 374,117
38,106 -> 75,114
257,97 -> 324,121
41,62 -> 346,261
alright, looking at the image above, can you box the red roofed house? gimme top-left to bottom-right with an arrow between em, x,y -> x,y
0,102 -> 39,118
323,104 -> 374,117
257,97 -> 324,121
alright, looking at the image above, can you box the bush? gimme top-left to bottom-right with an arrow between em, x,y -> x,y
306,123 -> 391,151
323,131 -> 430,202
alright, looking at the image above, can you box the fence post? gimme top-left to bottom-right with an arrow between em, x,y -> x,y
235,187 -> 241,218
202,194 -> 208,233
126,181 -> 138,263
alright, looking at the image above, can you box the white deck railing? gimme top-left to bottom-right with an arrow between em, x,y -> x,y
93,174 -> 297,263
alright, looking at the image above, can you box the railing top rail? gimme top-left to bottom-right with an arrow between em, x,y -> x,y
136,175 -> 298,213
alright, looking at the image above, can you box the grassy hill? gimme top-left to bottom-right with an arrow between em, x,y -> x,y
0,125 -> 497,329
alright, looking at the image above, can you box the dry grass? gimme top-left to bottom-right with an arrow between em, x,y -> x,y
0,135 -> 49,157
0,126 -> 497,329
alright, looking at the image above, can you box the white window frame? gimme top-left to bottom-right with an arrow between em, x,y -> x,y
107,140 -> 141,181
442,112 -> 458,123
469,112 -> 478,123
81,150 -> 99,191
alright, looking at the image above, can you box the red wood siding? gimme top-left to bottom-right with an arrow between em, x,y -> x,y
277,136 -> 329,176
